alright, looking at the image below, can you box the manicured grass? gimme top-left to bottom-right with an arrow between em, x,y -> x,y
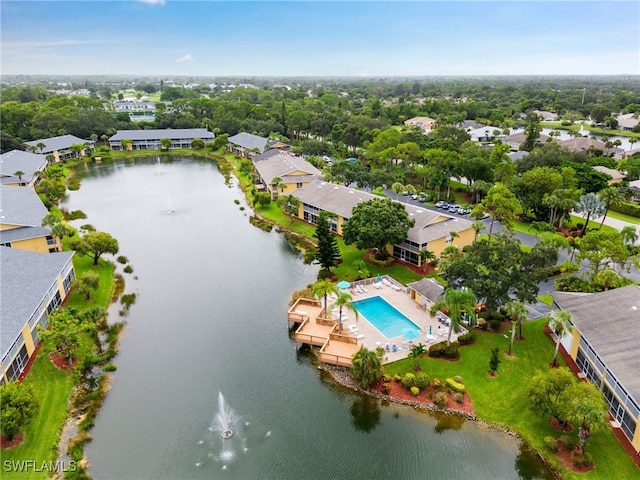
384,319 -> 638,479
537,293 -> 554,306
606,209 -> 640,225
64,255 -> 116,310
2,359 -> 75,480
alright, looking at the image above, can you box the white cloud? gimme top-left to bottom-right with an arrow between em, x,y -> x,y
175,54 -> 193,63
138,0 -> 166,5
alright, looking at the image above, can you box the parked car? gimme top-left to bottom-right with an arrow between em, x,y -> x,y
435,200 -> 445,208
411,194 -> 419,200
441,202 -> 451,209
459,207 -> 471,215
448,204 -> 461,213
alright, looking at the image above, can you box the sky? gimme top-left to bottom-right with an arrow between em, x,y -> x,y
1,1 -> 639,77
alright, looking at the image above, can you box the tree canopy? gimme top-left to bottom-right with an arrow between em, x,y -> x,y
342,198 -> 414,260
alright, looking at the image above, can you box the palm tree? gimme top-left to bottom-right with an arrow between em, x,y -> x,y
351,346 -> 383,389
548,310 -> 574,367
36,142 -> 46,153
430,287 -> 477,346
391,181 -> 404,200
408,343 -> 427,370
419,249 -> 435,273
621,225 -> 639,246
331,292 -> 359,335
13,170 -> 25,185
471,220 -> 485,242
597,186 -> 624,228
448,230 -> 459,247
160,138 -> 172,150
568,382 -> 608,454
504,300 -> 529,355
628,137 -> 637,151
574,193 -> 606,237
310,279 -> 339,317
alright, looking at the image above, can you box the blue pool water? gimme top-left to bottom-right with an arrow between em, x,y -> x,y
353,296 -> 420,339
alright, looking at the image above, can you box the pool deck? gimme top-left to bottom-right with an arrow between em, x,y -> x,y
288,278 -> 464,367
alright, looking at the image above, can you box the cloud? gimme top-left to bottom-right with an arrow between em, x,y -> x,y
138,0 -> 166,5
175,54 -> 193,63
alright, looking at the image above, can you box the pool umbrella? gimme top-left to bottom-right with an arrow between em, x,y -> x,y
429,325 -> 432,335
337,280 -> 351,290
376,274 -> 381,283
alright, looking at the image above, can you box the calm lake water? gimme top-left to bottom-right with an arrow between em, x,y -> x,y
62,155 -> 555,480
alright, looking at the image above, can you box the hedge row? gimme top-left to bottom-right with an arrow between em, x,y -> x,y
610,201 -> 640,218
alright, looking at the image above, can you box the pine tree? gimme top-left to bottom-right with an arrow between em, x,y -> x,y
314,211 -> 341,273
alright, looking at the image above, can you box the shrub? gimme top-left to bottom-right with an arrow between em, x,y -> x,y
559,435 -> 575,452
382,373 -> 392,383
103,363 -> 117,372
382,382 -> 391,394
68,210 -> 87,220
555,275 -> 593,293
479,321 -> 488,330
490,319 -> 501,331
402,373 -> 416,389
610,201 -> 640,218
454,375 -> 462,383
123,265 -> 133,274
478,311 -> 490,320
410,386 -> 420,397
544,436 -> 558,452
393,374 -> 402,383
317,269 -> 332,280
234,199 -> 240,204
434,392 -> 448,408
457,332 -> 475,345
80,224 -> 95,232
454,392 -> 463,404
432,378 -> 441,388
415,372 -> 430,389
571,450 -> 593,468
428,342 -> 459,359
490,311 -> 504,321
116,255 -> 128,264
446,378 -> 465,392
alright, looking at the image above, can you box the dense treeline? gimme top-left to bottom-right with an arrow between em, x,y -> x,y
2,77 -> 639,152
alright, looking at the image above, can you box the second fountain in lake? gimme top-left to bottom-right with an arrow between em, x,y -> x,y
198,392 -> 247,469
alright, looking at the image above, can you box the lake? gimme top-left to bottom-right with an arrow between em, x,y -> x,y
62,155 -> 555,480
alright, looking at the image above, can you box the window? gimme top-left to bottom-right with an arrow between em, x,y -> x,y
296,182 -> 303,189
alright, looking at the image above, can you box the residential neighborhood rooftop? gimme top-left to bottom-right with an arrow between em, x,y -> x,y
0,150 -> 48,184
0,184 -> 49,227
252,153 -> 322,186
109,128 -> 214,141
551,285 -> 640,405
25,134 -> 90,153
0,248 -> 74,356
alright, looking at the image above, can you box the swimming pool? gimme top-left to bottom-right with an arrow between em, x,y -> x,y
353,296 -> 420,339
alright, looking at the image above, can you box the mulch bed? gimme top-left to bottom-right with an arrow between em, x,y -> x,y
50,353 -> 77,371
554,440 -> 594,474
549,417 -> 573,432
1,433 -> 23,449
372,377 -> 475,416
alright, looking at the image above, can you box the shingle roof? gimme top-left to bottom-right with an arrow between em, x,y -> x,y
24,134 -> 89,153
1,248 -> 74,357
227,132 -> 270,152
0,226 -> 51,244
550,285 -> 640,405
252,153 -> 322,186
505,131 -> 550,143
407,278 -> 444,303
593,166 -> 625,180
0,185 -> 49,227
292,180 -> 473,244
559,137 -> 607,152
109,128 -> 214,141
0,150 -> 48,181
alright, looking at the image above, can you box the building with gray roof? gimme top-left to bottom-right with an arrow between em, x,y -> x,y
24,134 -> 92,162
407,278 -> 445,308
0,150 -> 49,186
551,285 -> 640,452
1,248 -> 75,383
109,128 -> 214,151
0,185 -> 60,253
292,180 -> 474,267
252,153 -> 322,199
227,132 -> 289,158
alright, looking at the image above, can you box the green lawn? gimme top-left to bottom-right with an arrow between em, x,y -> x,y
64,255 -> 116,311
606,210 -> 640,225
2,359 -> 75,480
384,319 -> 638,479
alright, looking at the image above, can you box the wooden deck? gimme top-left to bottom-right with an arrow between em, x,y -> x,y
287,277 -> 467,367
